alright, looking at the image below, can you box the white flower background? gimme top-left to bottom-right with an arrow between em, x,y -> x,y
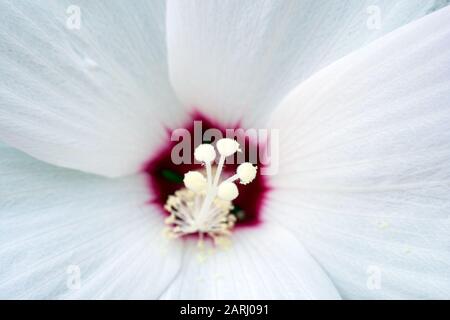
0,0 -> 450,299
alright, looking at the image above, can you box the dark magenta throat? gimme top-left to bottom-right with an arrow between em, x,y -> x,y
142,112 -> 271,228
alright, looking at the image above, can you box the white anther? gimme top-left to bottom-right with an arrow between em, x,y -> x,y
216,138 -> 241,157
194,144 -> 216,163
237,163 -> 257,185
217,182 -> 239,201
183,171 -> 207,193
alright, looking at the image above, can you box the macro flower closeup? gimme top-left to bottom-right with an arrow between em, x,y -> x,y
1,0 -> 450,299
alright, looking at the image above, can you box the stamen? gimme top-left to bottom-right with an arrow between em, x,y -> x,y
236,163 -> 258,185
212,154 -> 225,188
225,163 -> 258,185
217,182 -> 239,201
183,171 -> 207,193
164,138 -> 256,247
195,144 -> 215,189
194,144 -> 216,163
216,138 -> 241,157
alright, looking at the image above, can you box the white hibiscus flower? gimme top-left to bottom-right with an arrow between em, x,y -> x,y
1,0 -> 449,299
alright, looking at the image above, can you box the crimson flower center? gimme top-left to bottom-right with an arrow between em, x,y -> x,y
143,113 -> 271,243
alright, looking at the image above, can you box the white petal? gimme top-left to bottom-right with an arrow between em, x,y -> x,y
166,0 -> 447,127
160,224 -> 340,299
0,145 -> 182,299
0,0 -> 183,178
267,7 -> 450,299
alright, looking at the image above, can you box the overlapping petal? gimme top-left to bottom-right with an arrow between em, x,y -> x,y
267,6 -> 450,299
0,0 -> 182,178
166,0 -> 447,127
160,224 -> 340,299
0,144 -> 182,299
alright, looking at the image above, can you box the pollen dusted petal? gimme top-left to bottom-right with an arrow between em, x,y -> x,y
160,224 -> 341,299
